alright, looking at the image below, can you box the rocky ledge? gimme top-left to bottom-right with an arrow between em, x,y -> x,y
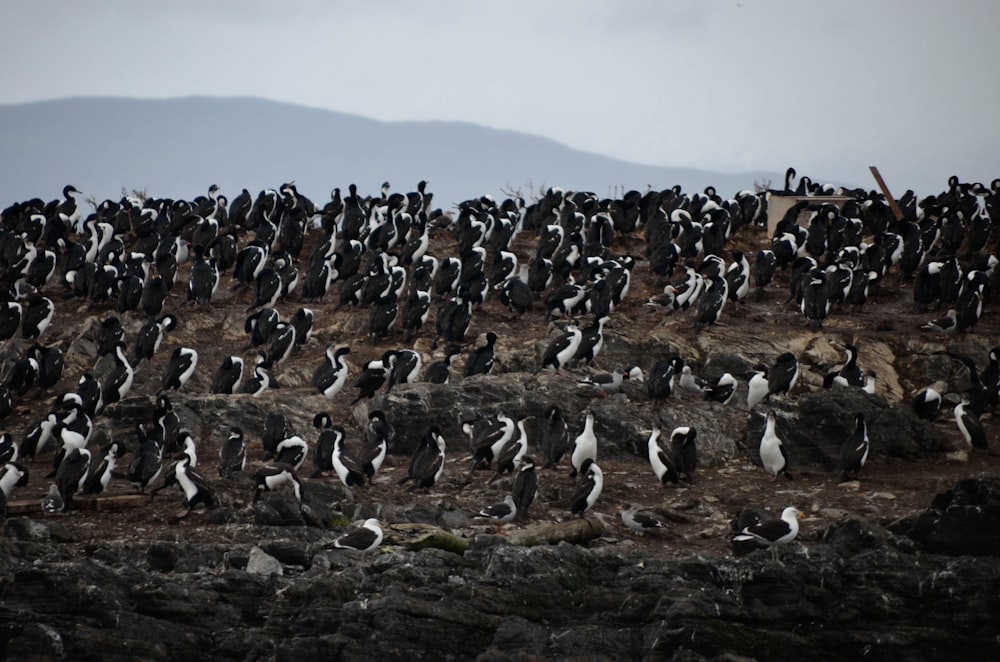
1,477 -> 998,661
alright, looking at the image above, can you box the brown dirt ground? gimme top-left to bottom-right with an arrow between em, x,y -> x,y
6,216 -> 1000,559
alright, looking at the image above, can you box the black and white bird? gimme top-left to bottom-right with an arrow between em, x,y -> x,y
747,365 -> 769,409
577,367 -> 627,397
647,429 -> 679,486
618,502 -> 666,534
351,352 -> 394,404
400,426 -> 446,492
570,458 -> 603,519
331,518 -> 383,553
537,324 -> 582,373
921,308 -> 958,333
218,428 -> 247,478
153,455 -> 214,516
134,314 -> 178,366
800,268 -> 830,330
703,372 -> 737,405
423,348 -> 459,384
54,447 -> 91,511
912,384 -> 943,421
489,417 -> 529,483
839,412 -> 870,483
732,506 -> 804,563
239,356 -> 272,396
832,344 -> 865,388
759,410 -> 792,480
253,463 -> 304,503
694,274 -> 728,333
274,435 -> 309,472
670,426 -> 698,483
313,345 -> 351,399
572,315 -> 608,367
476,494 -> 517,534
82,439 -> 125,496
311,413 -> 337,478
21,295 -> 54,340
464,332 -> 498,377
569,410 -> 597,478
767,352 -> 799,398
329,428 -> 366,487
0,461 -> 29,498
647,357 -> 683,409
511,456 -> 537,521
211,356 -> 244,394
541,404 -> 569,469
468,414 -> 515,472
954,395 -> 987,450
160,347 -> 198,393
387,348 -> 421,390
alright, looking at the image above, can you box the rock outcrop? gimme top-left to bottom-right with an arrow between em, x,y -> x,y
2,479 -> 1000,660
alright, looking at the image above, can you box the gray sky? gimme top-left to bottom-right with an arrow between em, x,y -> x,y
2,0 -> 998,195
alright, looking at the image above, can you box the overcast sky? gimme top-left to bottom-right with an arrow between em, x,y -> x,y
2,0 -> 998,195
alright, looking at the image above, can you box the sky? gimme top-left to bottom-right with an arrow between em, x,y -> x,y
2,0 -> 998,195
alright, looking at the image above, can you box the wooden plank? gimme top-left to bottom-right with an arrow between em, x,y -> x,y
869,166 -> 905,221
5,494 -> 152,515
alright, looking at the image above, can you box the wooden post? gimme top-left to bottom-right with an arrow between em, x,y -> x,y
869,166 -> 904,221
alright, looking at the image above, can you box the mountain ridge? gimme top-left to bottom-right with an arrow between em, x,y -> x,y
0,95 -> 783,207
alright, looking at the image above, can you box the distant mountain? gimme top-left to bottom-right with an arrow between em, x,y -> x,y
0,96 -> 782,209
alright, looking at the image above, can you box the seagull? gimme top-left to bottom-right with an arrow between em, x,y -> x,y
921,308 -> 958,333
577,368 -> 628,397
476,494 -> 517,534
617,502 -> 666,534
732,506 -> 804,564
332,518 -> 383,553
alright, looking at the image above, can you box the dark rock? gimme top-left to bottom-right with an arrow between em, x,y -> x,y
146,540 -> 179,572
898,478 -> 1000,555
745,388 -> 948,474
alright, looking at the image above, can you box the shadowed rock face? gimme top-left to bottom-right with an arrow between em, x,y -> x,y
2,480 -> 999,661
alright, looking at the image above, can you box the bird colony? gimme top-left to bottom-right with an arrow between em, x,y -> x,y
0,170 -> 998,562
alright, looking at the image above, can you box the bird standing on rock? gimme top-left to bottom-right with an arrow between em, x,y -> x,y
570,410 -> 597,478
570,458 -> 603,520
464,332 -> 498,377
618,502 -> 666,534
839,412 -> 870,482
648,428 -> 679,486
476,494 -> 517,534
759,410 -> 792,480
537,324 -> 582,373
332,518 -> 383,553
732,506 -> 804,564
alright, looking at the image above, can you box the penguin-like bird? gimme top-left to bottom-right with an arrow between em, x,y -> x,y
253,463 -> 304,503
160,347 -> 198,393
541,404 -> 569,469
759,410 -> 792,480
647,429 -> 679,486
570,458 -> 603,520
218,428 -> 247,478
569,410 -> 597,478
537,324 -> 582,373
839,412 -> 870,482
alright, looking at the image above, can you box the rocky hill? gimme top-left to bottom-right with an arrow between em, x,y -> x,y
0,178 -> 999,660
